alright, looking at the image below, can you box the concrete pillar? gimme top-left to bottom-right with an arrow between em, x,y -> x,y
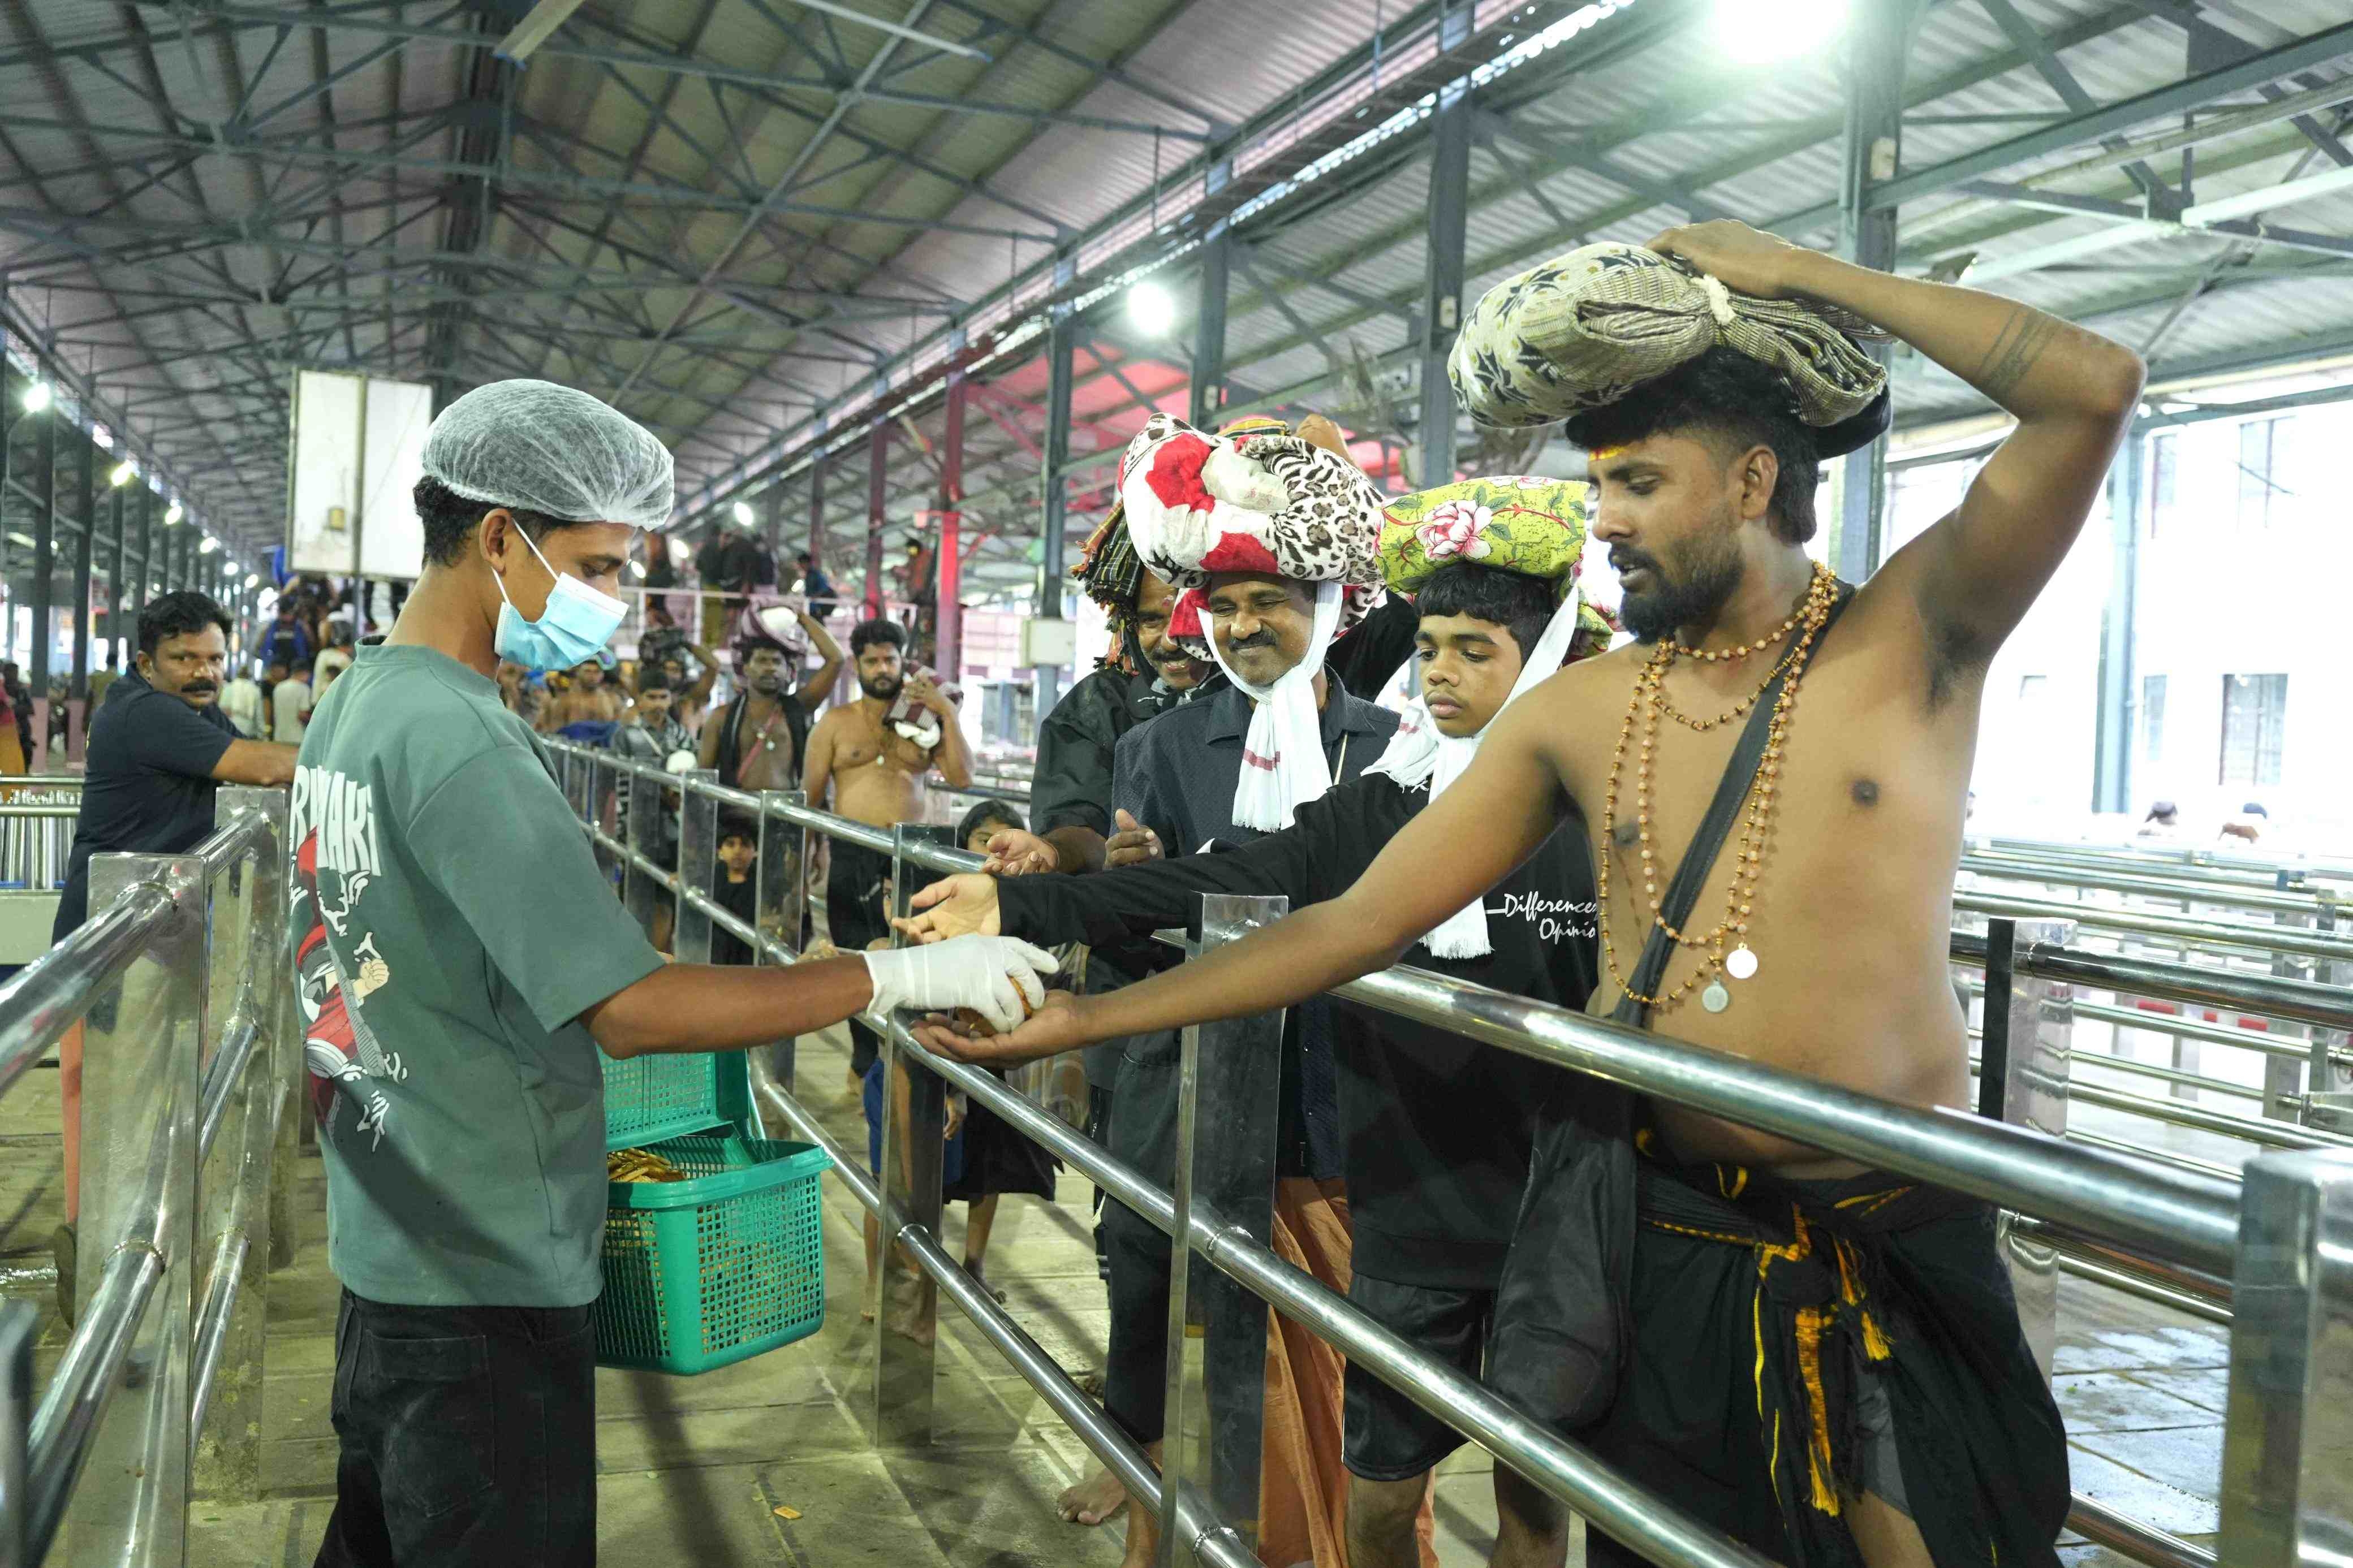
28,399 -> 55,769
1831,0 -> 1924,582
807,454 -> 828,609
1416,7 -> 1474,490
1037,306 -> 1075,717
937,366 -> 966,680
1190,222 -> 1231,430
864,423 -> 888,621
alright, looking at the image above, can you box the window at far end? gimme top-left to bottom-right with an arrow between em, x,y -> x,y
2219,673 -> 2286,789
2148,431 -> 2178,537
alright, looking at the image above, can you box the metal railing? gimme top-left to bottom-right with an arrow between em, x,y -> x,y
0,785 -> 300,1566
0,787 -> 80,892
550,740 -> 2348,1568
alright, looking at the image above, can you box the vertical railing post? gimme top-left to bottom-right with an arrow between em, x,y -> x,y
0,1299 -> 35,1568
194,790 -> 287,1502
1158,894 -> 1289,1568
2265,905 -> 2314,1124
673,771 -> 718,963
621,758 -> 661,936
872,823 -> 954,1448
1979,915 -> 2074,1379
63,852 -> 203,1568
2307,903 -> 2352,1133
2219,1148 -> 2353,1566
755,790 -> 807,1092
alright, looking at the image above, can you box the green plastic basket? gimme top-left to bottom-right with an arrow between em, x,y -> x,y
595,1134 -> 833,1375
600,1048 -> 757,1150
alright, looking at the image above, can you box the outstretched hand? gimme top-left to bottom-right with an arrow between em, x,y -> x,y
911,991 -> 1089,1066
894,873 -> 1001,943
983,828 -> 1058,876
1647,219 -> 1813,301
1104,809 -> 1163,870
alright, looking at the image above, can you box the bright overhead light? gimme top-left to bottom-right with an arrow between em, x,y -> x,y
629,558 -> 648,579
109,460 -> 136,488
1128,279 -> 1177,337
200,535 -> 219,553
163,503 -> 184,525
1709,0 -> 1848,64
732,500 -> 756,526
244,573 -> 260,589
21,382 -> 49,414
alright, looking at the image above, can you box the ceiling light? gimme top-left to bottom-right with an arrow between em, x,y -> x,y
21,382 -> 49,414
109,460 -> 136,487
1128,279 -> 1177,336
629,559 -> 647,579
1709,0 -> 1848,64
245,573 -> 260,589
164,503 -> 184,525
200,535 -> 219,553
732,500 -> 756,526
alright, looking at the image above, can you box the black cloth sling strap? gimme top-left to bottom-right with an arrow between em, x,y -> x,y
1613,585 -> 1854,1027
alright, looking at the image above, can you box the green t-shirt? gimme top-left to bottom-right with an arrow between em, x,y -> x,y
288,643 -> 663,1307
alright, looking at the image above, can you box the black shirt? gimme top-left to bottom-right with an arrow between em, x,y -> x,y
1029,663 -> 1193,1087
1326,594 -> 1419,704
55,671 -> 239,940
1112,675 -> 1398,1182
710,869 -> 761,966
1031,665 -> 1183,840
998,771 -> 1597,1288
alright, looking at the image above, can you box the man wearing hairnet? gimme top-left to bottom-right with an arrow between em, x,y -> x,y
290,379 -> 1058,1567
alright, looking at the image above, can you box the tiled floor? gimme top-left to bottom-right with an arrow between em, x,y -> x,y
1,1026 -> 2232,1566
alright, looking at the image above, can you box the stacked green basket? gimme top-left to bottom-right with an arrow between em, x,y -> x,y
596,1049 -> 831,1375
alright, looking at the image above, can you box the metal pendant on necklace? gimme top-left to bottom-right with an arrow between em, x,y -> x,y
1725,944 -> 1759,981
1701,978 -> 1731,1014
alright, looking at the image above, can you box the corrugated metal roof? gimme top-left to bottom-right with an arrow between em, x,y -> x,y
3,0 -> 2351,558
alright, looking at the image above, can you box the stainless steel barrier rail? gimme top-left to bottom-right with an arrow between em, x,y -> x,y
545,740 -> 2353,1568
760,1066 -> 1260,1568
0,798 -> 78,891
0,786 -> 300,1566
1955,888 -> 2353,965
1962,854 -> 2335,918
1949,927 -> 2353,1035
1977,833 -> 2353,889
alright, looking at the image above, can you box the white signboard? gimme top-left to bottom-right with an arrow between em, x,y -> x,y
287,370 -> 434,580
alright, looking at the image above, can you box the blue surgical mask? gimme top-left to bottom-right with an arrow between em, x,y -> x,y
492,525 -> 628,672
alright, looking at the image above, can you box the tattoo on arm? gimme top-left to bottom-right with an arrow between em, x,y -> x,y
1974,308 -> 2063,401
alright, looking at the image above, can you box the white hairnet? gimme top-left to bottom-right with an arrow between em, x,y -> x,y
422,379 -> 676,530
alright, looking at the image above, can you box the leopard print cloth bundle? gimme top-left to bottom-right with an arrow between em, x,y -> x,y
1449,243 -> 1887,433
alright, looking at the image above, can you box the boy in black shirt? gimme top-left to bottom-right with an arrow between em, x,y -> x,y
903,480 -> 1621,1568
709,816 -> 762,966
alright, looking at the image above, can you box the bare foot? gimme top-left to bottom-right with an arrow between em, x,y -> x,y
1057,1467 -> 1130,1527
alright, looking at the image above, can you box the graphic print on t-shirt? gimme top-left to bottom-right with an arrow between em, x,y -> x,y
290,763 -> 403,1146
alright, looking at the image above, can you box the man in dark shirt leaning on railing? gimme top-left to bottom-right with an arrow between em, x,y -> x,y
49,590 -> 299,1323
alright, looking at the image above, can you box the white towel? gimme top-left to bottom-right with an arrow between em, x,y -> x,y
1202,581 -> 1345,832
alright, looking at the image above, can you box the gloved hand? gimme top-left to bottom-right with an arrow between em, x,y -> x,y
862,936 -> 1061,1034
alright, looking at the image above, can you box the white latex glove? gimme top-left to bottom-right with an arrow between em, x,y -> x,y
862,936 -> 1061,1034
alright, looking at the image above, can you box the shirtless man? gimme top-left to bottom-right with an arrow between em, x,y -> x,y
917,221 -> 2146,1568
696,601 -> 843,793
804,616 -> 973,1081
540,655 -> 624,728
